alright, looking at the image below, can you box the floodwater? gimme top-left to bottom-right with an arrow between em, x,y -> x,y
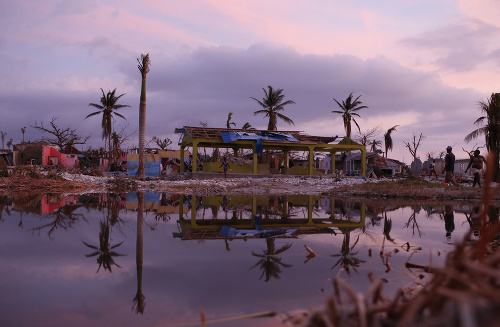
0,193 -> 489,327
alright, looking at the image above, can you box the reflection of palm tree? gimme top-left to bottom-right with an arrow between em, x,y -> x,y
83,220 -> 125,272
250,238 -> 292,281
133,192 -> 146,314
331,233 -> 365,275
383,213 -> 395,243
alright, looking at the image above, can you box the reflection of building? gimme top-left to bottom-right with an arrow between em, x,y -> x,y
174,194 -> 366,240
11,194 -> 79,215
126,192 -> 189,214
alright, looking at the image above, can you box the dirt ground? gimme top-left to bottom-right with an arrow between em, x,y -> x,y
1,172 -> 499,205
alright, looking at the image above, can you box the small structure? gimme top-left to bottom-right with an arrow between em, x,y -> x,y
340,150 -> 402,176
13,141 -> 79,168
126,149 -> 190,177
175,126 -> 366,176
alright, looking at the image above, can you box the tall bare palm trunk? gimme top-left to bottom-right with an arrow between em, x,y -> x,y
137,54 -> 150,180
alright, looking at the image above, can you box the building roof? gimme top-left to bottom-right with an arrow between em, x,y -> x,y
176,126 -> 339,145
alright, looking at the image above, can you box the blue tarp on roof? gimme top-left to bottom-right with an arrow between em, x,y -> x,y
221,131 -> 299,143
221,131 -> 261,143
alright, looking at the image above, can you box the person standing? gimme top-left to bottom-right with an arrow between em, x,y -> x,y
465,149 -> 487,188
442,146 -> 458,186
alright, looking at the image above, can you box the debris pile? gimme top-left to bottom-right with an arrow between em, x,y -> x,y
0,175 -> 90,197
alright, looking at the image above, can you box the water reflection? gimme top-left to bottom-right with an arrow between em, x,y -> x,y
133,191 -> 146,314
2,192 -> 500,326
250,238 -> 293,281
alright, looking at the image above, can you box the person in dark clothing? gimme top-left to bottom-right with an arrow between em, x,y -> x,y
465,149 -> 487,188
444,205 -> 455,239
442,146 -> 458,186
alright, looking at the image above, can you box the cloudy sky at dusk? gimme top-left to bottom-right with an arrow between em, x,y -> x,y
1,0 -> 500,162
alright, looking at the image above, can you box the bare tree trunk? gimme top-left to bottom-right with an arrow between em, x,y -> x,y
137,54 -> 150,180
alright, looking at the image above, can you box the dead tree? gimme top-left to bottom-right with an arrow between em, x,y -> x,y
403,132 -> 425,162
32,117 -> 90,151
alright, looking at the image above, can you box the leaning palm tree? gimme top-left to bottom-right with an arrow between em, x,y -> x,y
384,125 -> 399,158
226,112 -> 236,129
137,54 -> 151,180
251,85 -> 295,131
241,122 -> 253,130
465,93 -> 500,181
87,89 -> 130,156
332,92 -> 368,139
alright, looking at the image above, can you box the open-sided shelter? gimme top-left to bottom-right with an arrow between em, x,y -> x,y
175,126 -> 366,176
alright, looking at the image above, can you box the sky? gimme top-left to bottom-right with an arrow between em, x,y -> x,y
1,0 -> 500,163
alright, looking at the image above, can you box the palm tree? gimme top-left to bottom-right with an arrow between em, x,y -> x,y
137,54 -> 151,180
1,131 -> 6,149
465,93 -> 500,180
250,238 -> 292,281
21,127 -> 26,143
6,139 -> 13,151
242,122 -> 253,130
87,88 -> 130,156
332,92 -> 368,139
370,139 -> 382,152
226,112 -> 236,129
251,86 -> 295,131
384,125 -> 399,158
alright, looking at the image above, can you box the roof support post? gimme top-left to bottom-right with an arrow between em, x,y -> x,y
308,145 -> 315,176
307,195 -> 314,226
192,140 -> 198,173
191,194 -> 198,227
283,149 -> 289,175
179,146 -> 185,173
331,150 -> 336,175
361,147 -> 366,177
329,198 -> 335,220
251,195 -> 257,219
252,144 -> 258,174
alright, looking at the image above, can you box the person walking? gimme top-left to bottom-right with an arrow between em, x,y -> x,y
465,149 -> 487,188
442,146 -> 458,186
220,157 -> 229,178
429,159 -> 438,180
